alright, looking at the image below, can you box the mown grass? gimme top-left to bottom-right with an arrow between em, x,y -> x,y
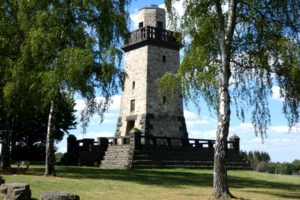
1,165 -> 300,200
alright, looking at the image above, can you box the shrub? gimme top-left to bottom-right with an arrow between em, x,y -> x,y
257,161 -> 269,172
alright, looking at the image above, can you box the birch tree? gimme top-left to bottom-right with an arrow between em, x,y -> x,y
1,0 -> 130,175
163,0 -> 300,198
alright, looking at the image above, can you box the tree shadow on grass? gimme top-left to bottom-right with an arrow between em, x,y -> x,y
26,166 -> 213,188
228,175 -> 300,199
25,166 -> 300,199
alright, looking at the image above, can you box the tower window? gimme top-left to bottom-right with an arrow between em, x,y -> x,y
132,81 -> 135,90
139,22 -> 143,28
130,99 -> 135,112
162,55 -> 166,63
157,21 -> 163,29
163,96 -> 167,105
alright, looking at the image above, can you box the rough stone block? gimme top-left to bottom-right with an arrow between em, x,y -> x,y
40,192 -> 80,200
0,183 -> 31,200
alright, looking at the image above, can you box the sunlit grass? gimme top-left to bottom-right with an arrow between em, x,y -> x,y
1,165 -> 299,200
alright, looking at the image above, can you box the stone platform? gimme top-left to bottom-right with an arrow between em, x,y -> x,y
100,132 -> 250,169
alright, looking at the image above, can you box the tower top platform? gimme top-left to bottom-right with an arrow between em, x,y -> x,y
139,4 -> 160,10
122,5 -> 180,52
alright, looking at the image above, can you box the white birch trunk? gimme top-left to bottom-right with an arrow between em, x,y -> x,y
44,100 -> 56,176
213,0 -> 237,198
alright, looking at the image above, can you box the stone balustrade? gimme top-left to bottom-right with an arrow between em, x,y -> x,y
122,26 -> 180,52
107,133 -> 240,152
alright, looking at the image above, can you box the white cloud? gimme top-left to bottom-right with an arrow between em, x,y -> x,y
158,0 -> 185,17
184,109 -> 216,127
130,1 -> 185,30
188,130 -> 215,140
57,131 -> 115,153
269,125 -> 299,134
271,86 -> 283,102
76,131 -> 114,139
130,9 -> 139,30
74,95 -> 121,116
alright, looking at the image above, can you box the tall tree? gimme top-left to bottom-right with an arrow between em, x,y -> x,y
12,94 -> 76,161
163,0 -> 300,198
19,0 -> 129,176
0,0 -> 25,169
0,0 -> 130,175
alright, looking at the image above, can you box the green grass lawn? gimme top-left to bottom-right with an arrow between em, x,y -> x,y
1,165 -> 300,200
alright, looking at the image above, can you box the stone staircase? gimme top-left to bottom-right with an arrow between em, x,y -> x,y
100,145 -> 250,169
131,146 -> 250,169
100,133 -> 250,170
100,145 -> 134,169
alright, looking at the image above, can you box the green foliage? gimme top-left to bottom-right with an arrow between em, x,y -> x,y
1,0 -> 130,131
256,161 -> 269,172
268,160 -> 300,175
163,0 -> 300,136
55,153 -> 64,163
0,0 -> 130,170
229,134 -> 240,140
12,94 -> 76,161
240,150 -> 271,170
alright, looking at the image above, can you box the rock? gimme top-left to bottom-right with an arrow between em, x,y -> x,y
0,183 -> 31,200
40,192 -> 80,200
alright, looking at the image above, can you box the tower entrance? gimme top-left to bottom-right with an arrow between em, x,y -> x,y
125,120 -> 135,136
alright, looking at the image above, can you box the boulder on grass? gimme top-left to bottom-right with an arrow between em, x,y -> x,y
0,183 -> 31,200
40,192 -> 80,200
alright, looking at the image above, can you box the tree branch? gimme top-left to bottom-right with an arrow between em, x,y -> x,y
215,0 -> 226,52
225,0 -> 237,47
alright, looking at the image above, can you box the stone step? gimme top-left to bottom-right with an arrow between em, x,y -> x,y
100,164 -> 130,169
101,160 -> 130,166
106,145 -> 132,150
103,155 -> 133,160
100,144 -> 133,169
105,151 -> 134,156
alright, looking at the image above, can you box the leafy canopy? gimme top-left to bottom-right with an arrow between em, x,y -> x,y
162,0 -> 300,137
0,0 -> 130,133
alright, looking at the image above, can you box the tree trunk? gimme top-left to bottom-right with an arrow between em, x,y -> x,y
44,100 -> 56,176
213,78 -> 232,198
1,135 -> 10,170
213,0 -> 237,198
0,106 -> 14,170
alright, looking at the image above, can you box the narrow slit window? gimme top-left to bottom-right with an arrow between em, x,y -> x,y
139,22 -> 143,28
157,21 -> 163,29
132,81 -> 135,90
162,55 -> 166,63
130,99 -> 135,112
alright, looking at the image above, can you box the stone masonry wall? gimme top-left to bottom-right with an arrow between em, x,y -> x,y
116,6 -> 187,139
137,7 -> 166,29
116,46 -> 148,136
145,45 -> 187,138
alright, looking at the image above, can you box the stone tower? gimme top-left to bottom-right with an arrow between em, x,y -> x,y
115,5 -> 187,140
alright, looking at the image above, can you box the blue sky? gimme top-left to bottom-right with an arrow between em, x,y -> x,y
60,0 -> 300,163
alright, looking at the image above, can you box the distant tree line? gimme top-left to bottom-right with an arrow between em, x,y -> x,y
268,160 -> 300,175
240,150 -> 271,170
241,151 -> 300,175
